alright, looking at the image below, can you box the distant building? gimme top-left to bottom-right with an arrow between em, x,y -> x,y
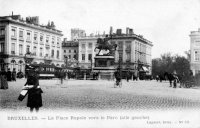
62,38 -> 79,67
71,28 -> 86,41
0,14 -> 64,73
190,28 -> 200,75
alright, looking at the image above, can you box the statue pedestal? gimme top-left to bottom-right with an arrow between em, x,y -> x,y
93,55 -> 115,80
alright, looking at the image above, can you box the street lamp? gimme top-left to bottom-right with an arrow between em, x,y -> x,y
90,58 -> 93,72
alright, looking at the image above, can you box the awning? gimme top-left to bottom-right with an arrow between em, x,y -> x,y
142,66 -> 149,72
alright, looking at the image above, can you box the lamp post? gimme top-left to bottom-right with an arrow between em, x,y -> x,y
90,58 -> 93,72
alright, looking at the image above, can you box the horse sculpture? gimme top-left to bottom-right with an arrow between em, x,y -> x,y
94,37 -> 117,55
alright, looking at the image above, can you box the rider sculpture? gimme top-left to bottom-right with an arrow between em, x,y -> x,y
94,35 -> 117,55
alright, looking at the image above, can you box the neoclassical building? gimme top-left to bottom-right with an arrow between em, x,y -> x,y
190,28 -> 200,75
78,35 -> 104,69
0,14 -> 64,73
111,29 -> 152,76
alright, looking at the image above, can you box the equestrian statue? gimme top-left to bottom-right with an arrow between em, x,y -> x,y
94,35 -> 117,55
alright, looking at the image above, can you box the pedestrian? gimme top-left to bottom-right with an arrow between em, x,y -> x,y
156,75 -> 159,82
114,68 -> 122,87
12,68 -> 17,81
60,70 -> 65,84
0,69 -> 8,89
7,68 -> 12,81
23,66 -> 43,112
126,71 -> 131,82
55,69 -> 60,85
173,74 -> 179,88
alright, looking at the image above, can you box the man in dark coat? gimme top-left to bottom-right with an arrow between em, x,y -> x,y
60,70 -> 65,84
7,68 -> 12,81
126,71 -> 131,82
114,68 -> 122,86
12,68 -> 17,81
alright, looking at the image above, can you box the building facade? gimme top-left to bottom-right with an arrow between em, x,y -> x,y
78,35 -> 104,69
190,28 -> 200,75
0,15 -> 64,73
62,39 -> 79,67
111,30 -> 152,76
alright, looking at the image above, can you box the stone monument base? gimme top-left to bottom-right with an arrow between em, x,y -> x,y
93,55 -> 115,80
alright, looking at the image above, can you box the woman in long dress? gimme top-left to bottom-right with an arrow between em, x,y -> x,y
0,70 -> 8,89
24,68 -> 43,112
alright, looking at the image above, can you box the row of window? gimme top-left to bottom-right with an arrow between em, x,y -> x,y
0,42 -> 4,53
64,55 -> 77,60
0,28 -> 5,36
135,41 -> 147,53
194,50 -> 200,61
115,52 -> 131,62
11,27 -> 61,45
81,54 -> 92,61
81,43 -> 93,49
10,43 -> 60,59
135,52 -> 148,64
64,49 -> 77,53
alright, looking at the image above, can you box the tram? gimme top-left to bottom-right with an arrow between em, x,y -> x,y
27,64 -> 62,79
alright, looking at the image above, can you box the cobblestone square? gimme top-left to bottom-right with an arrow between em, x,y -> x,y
1,79 -> 200,111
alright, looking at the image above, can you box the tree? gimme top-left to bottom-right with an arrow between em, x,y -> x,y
152,53 -> 190,77
184,50 -> 191,61
173,55 -> 190,75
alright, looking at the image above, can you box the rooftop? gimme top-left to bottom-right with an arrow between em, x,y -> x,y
0,14 -> 63,35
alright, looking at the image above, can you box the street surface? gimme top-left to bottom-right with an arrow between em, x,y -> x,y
1,79 -> 200,111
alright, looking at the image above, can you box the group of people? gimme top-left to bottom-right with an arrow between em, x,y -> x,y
0,68 -> 17,89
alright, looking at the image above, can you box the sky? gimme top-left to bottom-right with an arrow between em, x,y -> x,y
0,0 -> 200,58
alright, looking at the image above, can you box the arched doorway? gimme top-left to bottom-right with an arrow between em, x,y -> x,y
18,60 -> 24,72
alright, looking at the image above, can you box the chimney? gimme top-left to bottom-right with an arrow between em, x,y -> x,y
126,27 -> 129,35
129,29 -> 133,35
64,38 -> 67,42
116,29 -> 122,35
12,11 -> 13,17
109,26 -> 113,35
